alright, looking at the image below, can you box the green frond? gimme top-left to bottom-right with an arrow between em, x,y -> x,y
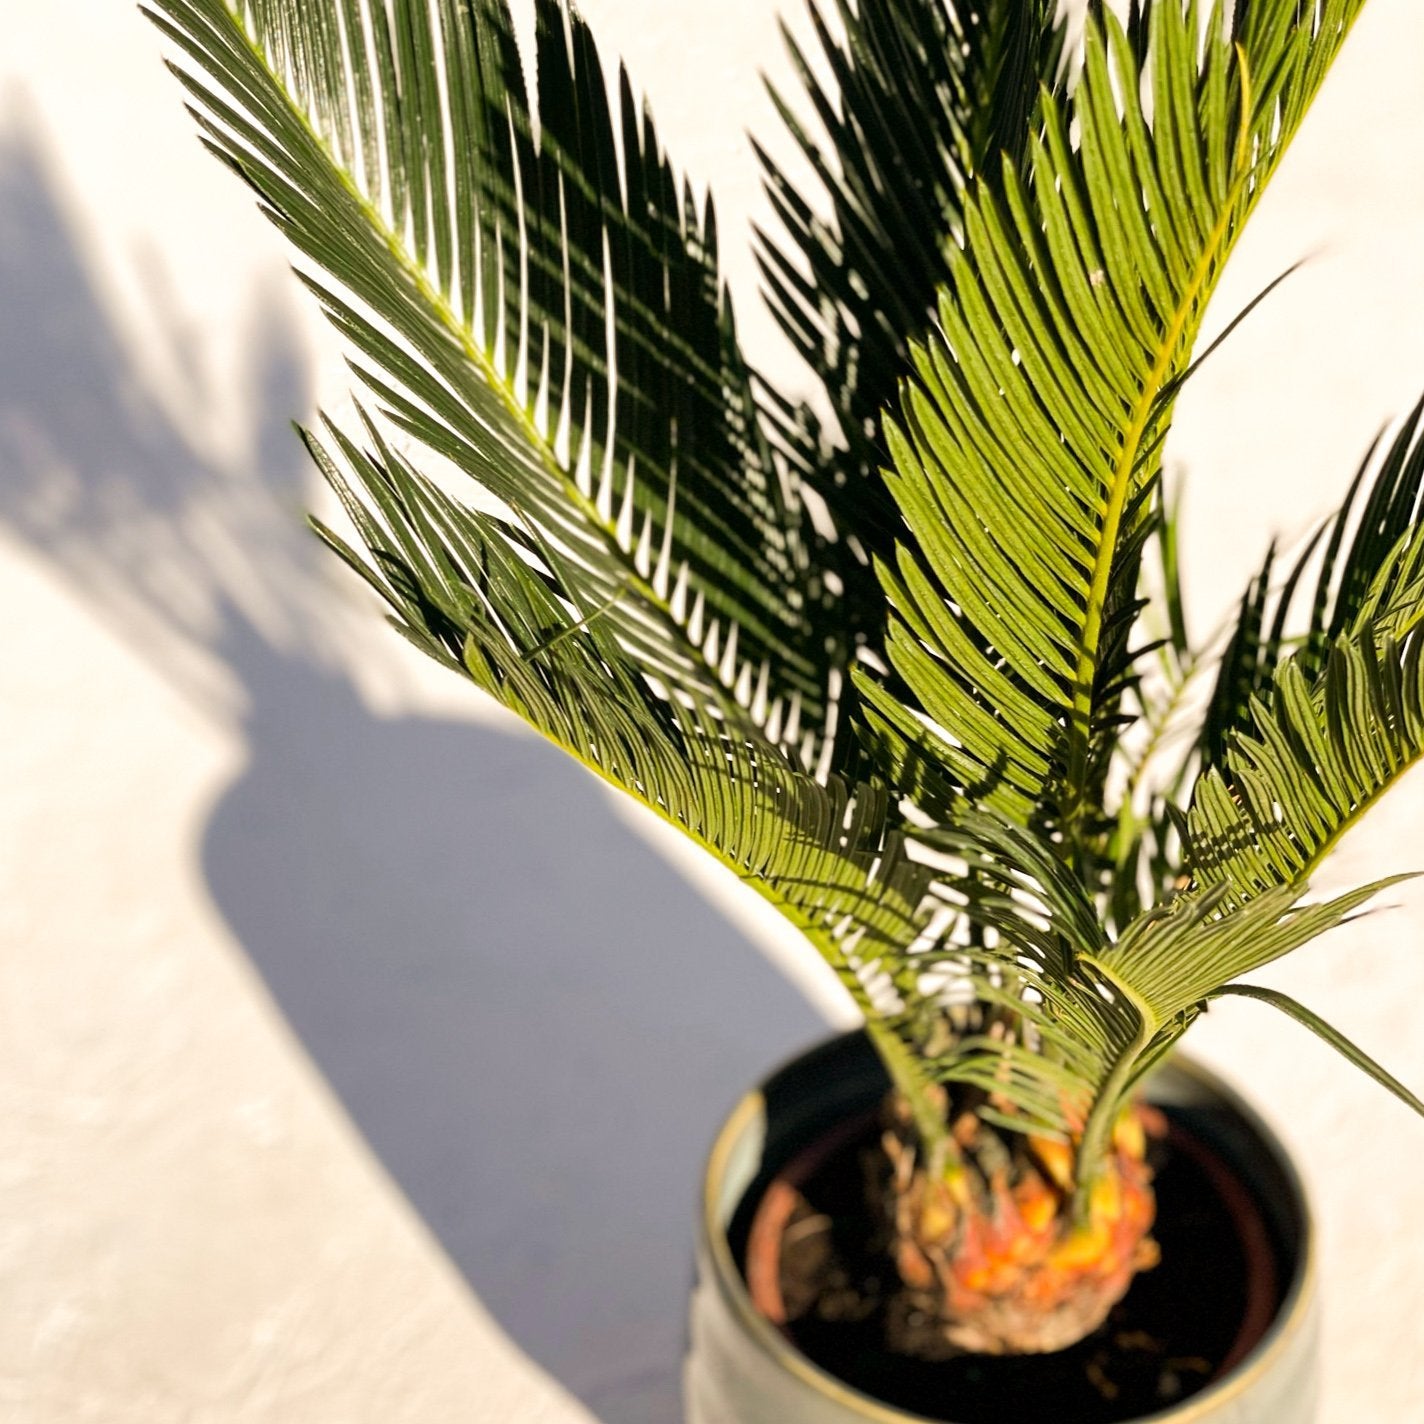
1199,397 -> 1424,772
757,0 -> 1065,635
146,0 -> 838,764
1061,873 -> 1404,1191
1102,879 -> 1409,1023
1186,625 -> 1424,908
858,0 -> 1369,851
902,805 -> 1404,1153
1182,400 -> 1424,908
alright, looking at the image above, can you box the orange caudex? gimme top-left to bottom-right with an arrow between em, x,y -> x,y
888,1102 -> 1166,1355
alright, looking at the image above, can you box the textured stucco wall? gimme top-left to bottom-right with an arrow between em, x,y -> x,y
3,1 -> 1423,1420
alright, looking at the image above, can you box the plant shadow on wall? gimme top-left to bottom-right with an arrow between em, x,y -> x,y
0,129 -> 828,1424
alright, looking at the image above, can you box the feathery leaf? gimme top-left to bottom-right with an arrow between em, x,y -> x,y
860,0 -> 1371,856
147,0 -> 838,762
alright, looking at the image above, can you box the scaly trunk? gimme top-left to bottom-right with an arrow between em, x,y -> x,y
884,1094 -> 1164,1356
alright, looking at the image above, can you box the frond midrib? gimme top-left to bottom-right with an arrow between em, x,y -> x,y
1061,81 -> 1254,843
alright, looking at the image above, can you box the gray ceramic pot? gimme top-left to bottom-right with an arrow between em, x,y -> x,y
685,1033 -> 1317,1424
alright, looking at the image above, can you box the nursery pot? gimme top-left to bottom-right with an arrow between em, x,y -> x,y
686,1032 -> 1317,1424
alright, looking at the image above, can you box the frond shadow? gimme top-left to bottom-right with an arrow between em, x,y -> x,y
0,125 -> 827,1424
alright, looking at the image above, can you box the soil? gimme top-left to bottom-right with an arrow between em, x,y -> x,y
734,1106 -> 1284,1423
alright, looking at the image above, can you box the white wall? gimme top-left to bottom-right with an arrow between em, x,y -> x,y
2,2 -> 1422,1420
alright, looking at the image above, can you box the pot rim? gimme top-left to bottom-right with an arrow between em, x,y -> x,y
700,1035 -> 1317,1424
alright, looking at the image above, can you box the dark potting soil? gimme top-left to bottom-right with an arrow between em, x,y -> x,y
735,1110 -> 1284,1423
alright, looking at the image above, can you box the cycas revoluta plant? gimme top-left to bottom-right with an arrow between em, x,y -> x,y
147,0 -> 1424,1356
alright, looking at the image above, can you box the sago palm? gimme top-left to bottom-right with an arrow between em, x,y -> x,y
145,0 -> 1424,1355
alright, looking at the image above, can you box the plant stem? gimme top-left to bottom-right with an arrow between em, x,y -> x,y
865,1017 -> 953,1169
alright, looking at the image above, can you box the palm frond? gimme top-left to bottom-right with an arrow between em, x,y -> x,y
1198,398 -> 1424,772
1102,879 -> 1408,1023
306,413 -> 960,1114
1064,874 -> 1409,1173
856,1 -> 1368,845
1181,401 -> 1424,910
757,0 -> 1065,635
146,0 -> 838,764
1186,622 -> 1424,908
